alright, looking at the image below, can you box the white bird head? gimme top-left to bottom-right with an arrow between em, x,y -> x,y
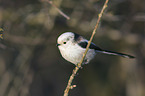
57,32 -> 76,48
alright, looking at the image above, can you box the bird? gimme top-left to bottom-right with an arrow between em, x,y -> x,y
57,32 -> 135,65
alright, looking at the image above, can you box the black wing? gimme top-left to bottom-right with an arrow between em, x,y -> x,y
78,41 -> 135,59
78,41 -> 102,50
74,33 -> 80,41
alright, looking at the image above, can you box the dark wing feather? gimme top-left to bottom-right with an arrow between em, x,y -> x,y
73,33 -> 102,50
74,33 -> 80,41
78,41 -> 102,50
78,41 -> 135,59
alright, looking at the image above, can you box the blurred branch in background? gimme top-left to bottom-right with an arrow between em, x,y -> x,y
41,0 -> 70,20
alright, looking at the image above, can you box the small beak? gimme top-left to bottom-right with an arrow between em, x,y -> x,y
56,43 -> 61,46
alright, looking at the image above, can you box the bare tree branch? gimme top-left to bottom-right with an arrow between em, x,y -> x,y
41,0 -> 70,20
63,0 -> 109,96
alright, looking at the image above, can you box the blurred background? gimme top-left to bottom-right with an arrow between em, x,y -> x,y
0,0 -> 145,96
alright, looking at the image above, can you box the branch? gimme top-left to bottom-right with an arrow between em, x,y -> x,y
63,0 -> 109,96
41,0 -> 70,20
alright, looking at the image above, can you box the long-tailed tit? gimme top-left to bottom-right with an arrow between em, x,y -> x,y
57,32 -> 135,65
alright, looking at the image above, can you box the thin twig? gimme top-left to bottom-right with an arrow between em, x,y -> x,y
41,0 -> 70,20
63,0 -> 109,96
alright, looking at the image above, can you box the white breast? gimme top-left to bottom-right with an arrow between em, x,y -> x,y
58,43 -> 96,65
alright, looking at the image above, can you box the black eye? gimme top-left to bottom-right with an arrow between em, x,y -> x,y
63,42 -> 66,44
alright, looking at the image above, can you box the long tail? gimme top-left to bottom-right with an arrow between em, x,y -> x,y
96,50 -> 135,59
